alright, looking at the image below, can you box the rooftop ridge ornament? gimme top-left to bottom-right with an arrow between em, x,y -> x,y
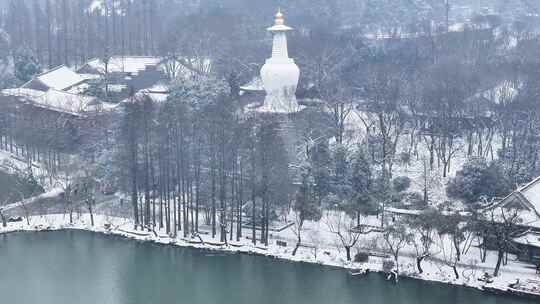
275,8 -> 284,25
258,8 -> 302,113
268,8 -> 293,32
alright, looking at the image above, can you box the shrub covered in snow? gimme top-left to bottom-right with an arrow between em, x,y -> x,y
392,176 -> 411,193
354,251 -> 370,263
446,158 -> 509,205
393,191 -> 425,209
398,152 -> 411,166
383,259 -> 395,273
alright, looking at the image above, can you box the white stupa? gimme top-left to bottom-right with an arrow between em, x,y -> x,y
259,9 -> 301,113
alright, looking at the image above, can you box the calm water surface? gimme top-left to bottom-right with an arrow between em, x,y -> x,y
0,231 -> 534,304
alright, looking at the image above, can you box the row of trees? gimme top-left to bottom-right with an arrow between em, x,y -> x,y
115,78 -> 291,246
385,201 -> 522,280
2,0 -> 164,69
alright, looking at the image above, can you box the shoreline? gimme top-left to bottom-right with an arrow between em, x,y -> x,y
1,214 -> 537,301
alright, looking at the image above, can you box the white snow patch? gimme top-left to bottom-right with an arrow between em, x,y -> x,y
24,66 -> 85,91
82,56 -> 161,75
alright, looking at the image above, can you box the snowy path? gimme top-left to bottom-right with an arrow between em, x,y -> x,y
1,188 -> 63,212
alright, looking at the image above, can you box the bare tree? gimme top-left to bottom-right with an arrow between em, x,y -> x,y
291,170 -> 322,256
434,212 -> 474,279
383,220 -> 413,279
0,206 -> 7,227
483,206 -> 521,277
408,209 -> 438,274
434,230 -> 461,280
361,61 -> 406,180
325,209 -> 375,261
76,165 -> 99,227
54,160 -> 77,224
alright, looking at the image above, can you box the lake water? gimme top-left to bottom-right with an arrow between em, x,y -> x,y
0,231 -> 534,304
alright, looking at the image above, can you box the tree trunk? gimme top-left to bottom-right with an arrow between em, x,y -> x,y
293,219 -> 304,256
1,211 -> 6,227
345,246 -> 351,261
46,0 -> 53,68
211,152 -> 216,238
416,256 -> 424,274
452,265 -> 459,279
251,144 -> 256,245
88,199 -> 94,226
236,159 -> 243,242
292,233 -> 301,256
453,235 -> 461,262
69,204 -> 73,224
493,249 -> 504,277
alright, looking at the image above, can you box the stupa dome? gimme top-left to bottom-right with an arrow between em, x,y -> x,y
259,9 -> 301,113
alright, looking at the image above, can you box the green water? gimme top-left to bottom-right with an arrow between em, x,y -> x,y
0,231 -> 534,304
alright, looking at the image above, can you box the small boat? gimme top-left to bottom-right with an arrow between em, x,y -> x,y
204,252 -> 235,257
478,277 -> 494,283
204,253 -> 225,257
7,216 -> 23,223
482,284 -> 507,295
507,279 -> 540,300
348,268 -> 369,276
478,272 -> 494,283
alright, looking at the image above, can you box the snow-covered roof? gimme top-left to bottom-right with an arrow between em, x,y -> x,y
449,23 -> 466,32
143,92 -> 169,103
78,73 -> 100,81
475,82 -> 519,104
1,88 -> 112,116
386,207 -> 422,216
268,24 -> 293,31
240,77 -> 265,91
488,202 -> 540,229
163,57 -> 213,80
513,231 -> 540,248
121,83 -> 170,104
387,207 -> 471,217
108,84 -> 128,93
2,88 -> 43,100
495,176 -> 540,228
519,177 -> 540,214
23,65 -> 85,91
89,0 -> 104,13
80,56 -> 161,75
66,83 -> 91,95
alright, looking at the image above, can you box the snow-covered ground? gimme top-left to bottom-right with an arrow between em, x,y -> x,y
0,150 -> 57,191
1,188 -> 63,212
0,212 -> 537,298
0,149 -> 65,214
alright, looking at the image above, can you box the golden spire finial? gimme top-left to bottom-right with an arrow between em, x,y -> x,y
275,7 -> 284,25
